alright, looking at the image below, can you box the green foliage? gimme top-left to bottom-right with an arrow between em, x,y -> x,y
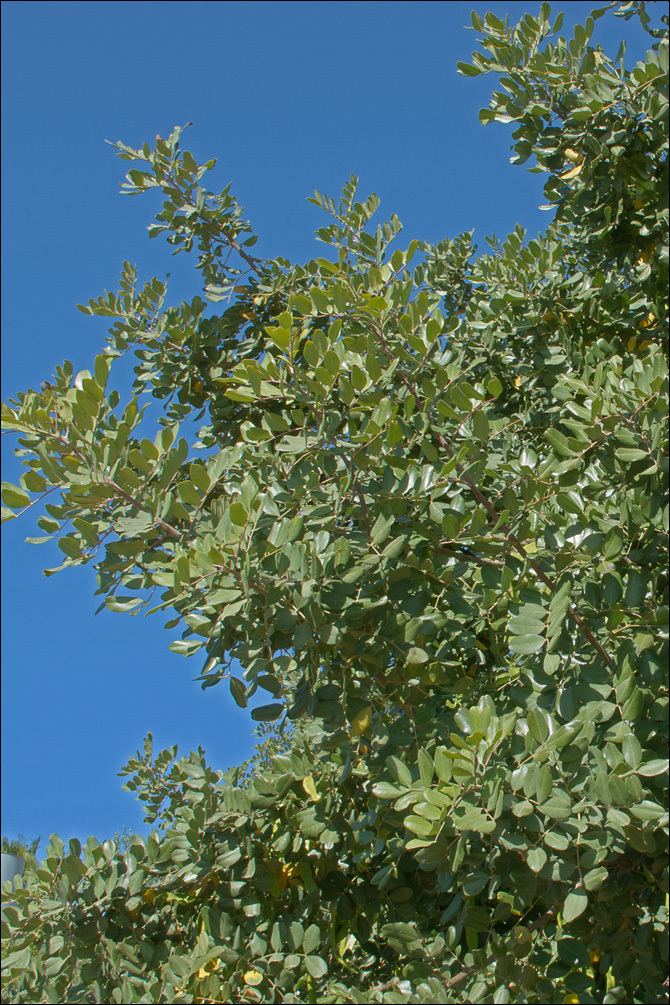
2,3 -> 668,1002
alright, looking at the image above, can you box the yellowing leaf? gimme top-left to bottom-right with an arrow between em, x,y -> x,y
244,970 -> 263,986
302,775 -> 321,802
563,996 -> 580,1004
589,948 -> 602,963
564,147 -> 581,163
627,336 -> 638,351
640,311 -> 656,328
350,705 -> 373,736
514,376 -> 522,387
276,870 -> 288,891
560,162 -> 583,180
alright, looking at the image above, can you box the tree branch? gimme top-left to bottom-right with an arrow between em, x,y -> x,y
104,479 -> 183,541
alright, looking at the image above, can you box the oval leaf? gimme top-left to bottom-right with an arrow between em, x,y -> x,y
563,888 -> 588,922
510,634 -> 545,655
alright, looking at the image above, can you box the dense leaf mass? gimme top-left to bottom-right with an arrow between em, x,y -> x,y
2,3 -> 668,1003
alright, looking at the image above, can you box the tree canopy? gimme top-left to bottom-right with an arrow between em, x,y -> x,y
1,3 -> 668,1003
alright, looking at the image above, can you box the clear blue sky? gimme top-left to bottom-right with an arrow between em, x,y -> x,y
0,1 -> 656,850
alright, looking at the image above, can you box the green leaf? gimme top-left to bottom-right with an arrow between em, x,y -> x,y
463,906 -> 490,932
472,409 -> 490,441
229,501 -> 247,525
418,749 -> 434,787
622,686 -> 644,721
302,923 -> 321,955
251,703 -> 284,722
457,61 -> 483,77
58,536 -> 82,559
557,937 -> 591,968
229,677 -> 248,708
562,888 -> 588,922
94,354 -> 111,388
266,327 -> 291,351
22,470 -> 47,493
404,814 -> 435,837
105,596 -> 143,613
381,922 -> 423,953
434,747 -> 453,783
602,527 -> 624,560
1,483 -> 31,508
407,646 -> 430,665
540,792 -> 572,819
176,478 -> 200,506
544,654 -> 561,675
372,782 -> 406,798
636,759 -> 668,777
544,831 -> 570,851
624,571 -> 648,607
622,733 -> 642,768
545,428 -> 577,456
527,847 -> 547,873
510,634 -> 545,655
629,800 -> 665,821
305,955 -> 328,978
168,639 -> 203,656
484,12 -> 505,29
225,387 -> 257,402
527,707 -> 549,743
535,765 -> 552,803
452,806 -> 496,833
371,512 -> 394,544
616,447 -> 648,462
584,867 -> 608,890
388,756 -> 413,787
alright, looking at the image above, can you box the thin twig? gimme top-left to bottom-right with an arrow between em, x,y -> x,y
104,478 -> 182,541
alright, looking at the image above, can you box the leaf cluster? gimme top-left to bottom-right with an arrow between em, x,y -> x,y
2,3 -> 668,1002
